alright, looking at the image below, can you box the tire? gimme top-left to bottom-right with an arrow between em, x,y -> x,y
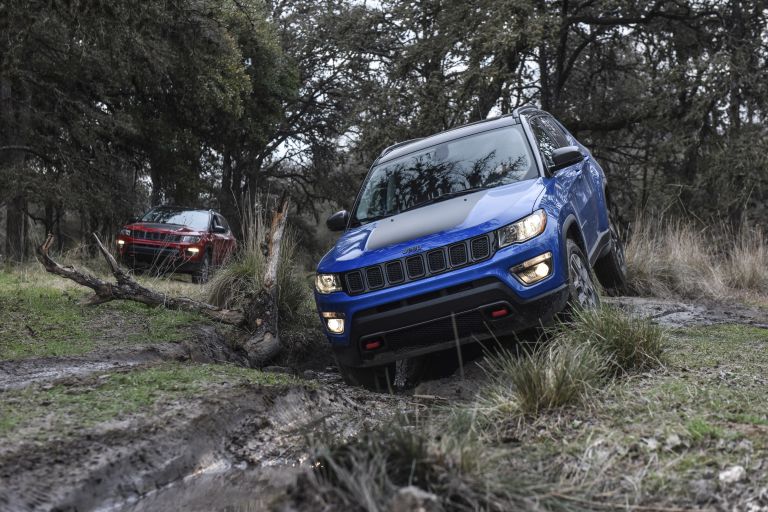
565,238 -> 600,310
192,252 -> 211,284
337,360 -> 396,392
594,218 -> 628,293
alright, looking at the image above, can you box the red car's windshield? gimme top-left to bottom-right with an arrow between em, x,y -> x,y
140,208 -> 210,231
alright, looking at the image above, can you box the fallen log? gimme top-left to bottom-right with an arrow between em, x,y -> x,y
35,233 -> 245,325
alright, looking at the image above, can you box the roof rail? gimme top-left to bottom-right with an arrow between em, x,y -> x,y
511,105 -> 540,120
380,138 -> 424,158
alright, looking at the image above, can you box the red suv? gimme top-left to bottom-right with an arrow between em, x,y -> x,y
116,206 -> 237,283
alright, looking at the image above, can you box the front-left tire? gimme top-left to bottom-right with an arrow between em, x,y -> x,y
192,252 -> 211,284
565,238 -> 600,310
594,218 -> 628,293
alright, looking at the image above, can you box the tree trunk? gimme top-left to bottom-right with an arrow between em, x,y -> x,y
242,196 -> 290,366
5,194 -> 29,261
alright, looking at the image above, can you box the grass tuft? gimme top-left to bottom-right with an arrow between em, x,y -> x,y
205,207 -> 313,326
558,306 -> 665,375
481,341 -> 606,416
625,215 -> 768,299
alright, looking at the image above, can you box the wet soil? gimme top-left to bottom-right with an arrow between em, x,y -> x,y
0,326 -> 246,391
604,296 -> 768,329
0,296 -> 766,511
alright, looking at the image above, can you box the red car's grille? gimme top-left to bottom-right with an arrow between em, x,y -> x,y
130,230 -> 181,243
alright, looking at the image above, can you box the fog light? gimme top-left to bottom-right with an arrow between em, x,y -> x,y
322,312 -> 345,334
117,240 -> 125,246
511,252 -> 553,285
187,247 -> 200,254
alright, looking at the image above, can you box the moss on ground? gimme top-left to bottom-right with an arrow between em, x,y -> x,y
0,271 -> 206,359
0,362 -> 297,440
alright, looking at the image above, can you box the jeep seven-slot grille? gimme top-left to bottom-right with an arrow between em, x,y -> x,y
386,261 -> 405,284
406,256 -> 425,278
365,266 -> 385,289
343,234 -> 494,295
345,271 -> 365,293
131,230 -> 181,243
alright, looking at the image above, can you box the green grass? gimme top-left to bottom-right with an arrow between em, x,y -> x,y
0,362 -> 296,439
0,270 -> 205,359
306,323 -> 768,510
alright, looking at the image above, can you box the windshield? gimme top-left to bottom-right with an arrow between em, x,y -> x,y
354,126 -> 536,224
140,208 -> 210,231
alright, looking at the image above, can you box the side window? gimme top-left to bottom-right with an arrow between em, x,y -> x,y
213,214 -> 228,232
529,115 -> 569,168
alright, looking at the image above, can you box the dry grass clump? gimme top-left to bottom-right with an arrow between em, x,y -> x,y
559,306 -> 665,375
481,342 -> 606,416
625,215 -> 768,299
479,306 -> 665,418
300,425 -> 570,512
206,208 -> 313,326
723,229 -> 768,293
624,218 -> 725,299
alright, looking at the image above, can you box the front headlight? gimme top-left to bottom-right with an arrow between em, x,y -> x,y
315,273 -> 343,294
180,235 -> 200,243
496,210 -> 547,248
119,228 -> 131,236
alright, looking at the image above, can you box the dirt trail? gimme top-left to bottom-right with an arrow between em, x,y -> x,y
0,326 -> 246,391
1,296 -> 766,511
605,296 -> 768,329
0,380 -> 409,512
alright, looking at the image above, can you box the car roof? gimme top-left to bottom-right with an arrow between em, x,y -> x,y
375,111 -> 537,165
150,206 -> 214,213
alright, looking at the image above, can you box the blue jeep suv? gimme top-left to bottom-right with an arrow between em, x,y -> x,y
315,106 -> 627,388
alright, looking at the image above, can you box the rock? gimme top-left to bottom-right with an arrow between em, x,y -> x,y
718,465 -> 746,484
388,486 -> 442,512
690,479 -> 716,505
643,437 -> 660,451
665,433 -> 684,451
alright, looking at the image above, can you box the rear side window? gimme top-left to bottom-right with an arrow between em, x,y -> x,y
529,116 -> 569,168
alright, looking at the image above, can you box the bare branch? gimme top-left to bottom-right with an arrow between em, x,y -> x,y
35,234 -> 245,326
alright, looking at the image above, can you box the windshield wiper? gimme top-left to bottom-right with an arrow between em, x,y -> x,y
402,186 -> 490,213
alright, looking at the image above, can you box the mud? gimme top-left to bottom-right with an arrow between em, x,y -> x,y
1,296 -> 766,511
0,381 -> 408,512
0,326 -> 246,391
605,296 -> 768,329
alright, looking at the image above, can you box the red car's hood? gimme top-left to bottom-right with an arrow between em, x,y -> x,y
125,222 -> 203,236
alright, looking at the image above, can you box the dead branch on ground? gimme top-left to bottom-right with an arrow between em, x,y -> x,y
35,197 -> 293,367
36,234 -> 244,325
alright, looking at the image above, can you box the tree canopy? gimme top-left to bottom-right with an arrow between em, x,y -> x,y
2,0 -> 766,260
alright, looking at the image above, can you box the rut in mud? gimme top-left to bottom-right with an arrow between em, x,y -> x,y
0,326 -> 247,391
0,297 -> 766,511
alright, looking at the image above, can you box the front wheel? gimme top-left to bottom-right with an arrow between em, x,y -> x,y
594,219 -> 628,294
337,360 -> 395,392
566,238 -> 600,310
191,252 -> 211,284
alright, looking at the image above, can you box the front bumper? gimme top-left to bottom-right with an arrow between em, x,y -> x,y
316,232 -> 569,368
118,240 -> 203,272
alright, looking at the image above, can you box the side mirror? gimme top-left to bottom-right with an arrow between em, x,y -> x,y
550,146 -> 584,173
128,217 -> 139,224
326,210 -> 350,232
212,225 -> 227,234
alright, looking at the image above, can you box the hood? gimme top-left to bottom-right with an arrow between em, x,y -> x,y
318,178 -> 546,272
126,223 -> 202,235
